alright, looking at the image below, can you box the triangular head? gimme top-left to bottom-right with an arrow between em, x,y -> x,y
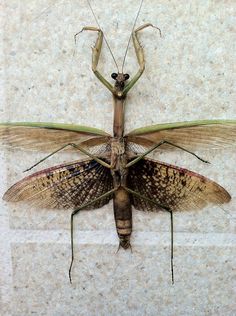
111,73 -> 130,91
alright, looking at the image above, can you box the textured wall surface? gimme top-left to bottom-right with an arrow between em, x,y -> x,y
0,0 -> 235,315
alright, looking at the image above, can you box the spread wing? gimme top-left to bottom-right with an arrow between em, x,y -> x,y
128,158 -> 231,212
3,159 -> 113,210
0,122 -> 111,151
126,120 -> 236,151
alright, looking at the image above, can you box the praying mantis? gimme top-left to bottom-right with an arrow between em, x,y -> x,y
1,0 -> 235,284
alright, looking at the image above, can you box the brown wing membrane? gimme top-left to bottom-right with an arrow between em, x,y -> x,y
0,123 -> 110,152
3,159 -> 113,210
128,158 -> 231,212
126,121 -> 236,151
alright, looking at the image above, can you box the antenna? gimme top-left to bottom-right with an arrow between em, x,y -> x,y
121,0 -> 144,73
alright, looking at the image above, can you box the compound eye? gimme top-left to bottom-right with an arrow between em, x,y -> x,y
111,73 -> 118,79
124,73 -> 130,80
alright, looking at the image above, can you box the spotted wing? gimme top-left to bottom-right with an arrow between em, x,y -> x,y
0,122 -> 110,151
128,158 -> 231,212
126,120 -> 236,151
3,159 -> 113,210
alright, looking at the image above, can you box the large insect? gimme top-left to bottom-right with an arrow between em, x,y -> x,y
1,1 -> 235,283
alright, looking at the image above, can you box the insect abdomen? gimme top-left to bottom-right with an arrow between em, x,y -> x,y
113,187 -> 132,249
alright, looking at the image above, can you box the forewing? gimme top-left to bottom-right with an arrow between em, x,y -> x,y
3,159 -> 113,210
128,158 -> 231,212
126,120 -> 236,151
0,122 -> 111,151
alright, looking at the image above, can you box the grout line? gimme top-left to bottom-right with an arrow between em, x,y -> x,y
0,228 -> 235,247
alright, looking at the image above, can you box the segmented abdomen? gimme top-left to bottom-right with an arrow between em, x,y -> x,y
113,187 -> 132,249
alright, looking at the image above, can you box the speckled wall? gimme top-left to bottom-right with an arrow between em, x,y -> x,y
0,1 -> 235,315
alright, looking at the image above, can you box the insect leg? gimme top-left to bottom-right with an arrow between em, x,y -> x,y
123,23 -> 161,95
69,188 -> 116,284
124,186 -> 169,211
123,186 -> 174,284
170,210 -> 174,284
126,140 -> 209,168
24,142 -> 111,172
75,27 -> 115,94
